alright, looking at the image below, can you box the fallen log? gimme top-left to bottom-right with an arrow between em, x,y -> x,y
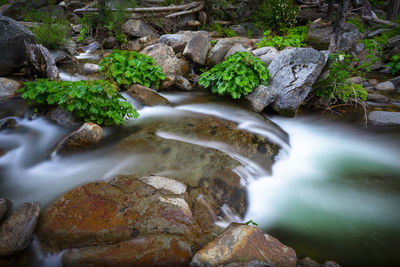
165,3 -> 204,18
361,15 -> 400,27
73,2 -> 200,13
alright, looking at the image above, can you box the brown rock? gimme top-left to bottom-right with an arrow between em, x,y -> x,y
36,175 -> 200,249
190,223 -> 297,267
0,78 -> 22,99
63,234 -> 192,267
127,84 -> 170,107
178,57 -> 190,76
175,75 -> 193,91
55,122 -> 103,155
126,40 -> 142,51
0,198 -> 12,221
0,202 -> 40,256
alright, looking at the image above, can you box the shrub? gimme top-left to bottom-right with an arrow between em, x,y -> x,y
252,0 -> 298,33
203,23 -> 237,38
31,15 -> 70,50
19,79 -> 138,126
314,53 -> 367,103
256,26 -> 307,49
99,50 -> 166,89
199,52 -> 271,99
387,54 -> 400,74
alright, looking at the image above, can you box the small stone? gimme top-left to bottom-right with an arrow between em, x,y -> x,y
375,81 -> 395,91
72,24 -> 82,33
102,36 -> 117,49
0,78 -> 22,99
175,75 -> 193,91
126,40 -> 142,51
0,118 -> 17,130
368,111 -> 400,126
369,79 -> 379,86
366,93 -> 389,103
139,36 -> 149,44
82,63 -> 99,74
127,84 -> 170,107
298,257 -> 320,267
0,198 -> 12,221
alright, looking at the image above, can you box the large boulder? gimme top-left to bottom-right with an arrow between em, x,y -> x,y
0,15 -> 35,75
36,175 -> 200,249
252,47 -> 279,66
0,202 -> 40,256
183,32 -> 211,65
207,37 -> 252,67
0,198 -> 12,221
368,111 -> 400,126
224,44 -> 247,60
0,78 -> 22,99
122,20 -> 159,40
159,31 -> 207,53
141,43 -> 180,88
247,48 -> 327,116
190,223 -> 297,267
127,84 -> 170,107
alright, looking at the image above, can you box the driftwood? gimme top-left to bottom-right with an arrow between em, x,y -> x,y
165,3 -> 204,18
361,15 -> 400,27
26,43 -> 59,81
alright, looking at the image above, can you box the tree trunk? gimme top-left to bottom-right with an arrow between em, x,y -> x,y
98,0 -> 106,25
330,0 -> 350,52
387,0 -> 400,20
352,0 -> 374,16
327,0 -> 335,21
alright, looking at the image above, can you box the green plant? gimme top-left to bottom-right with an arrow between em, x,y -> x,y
0,0 -> 8,5
99,50 -> 166,89
369,0 -> 385,7
31,15 -> 70,50
18,79 -> 138,126
347,18 -> 365,33
203,23 -> 237,38
245,220 -> 258,226
256,26 -> 307,49
252,0 -> 298,33
199,52 -> 271,99
211,40 -> 217,45
387,54 -> 400,74
314,53 -> 367,103
223,27 -> 237,37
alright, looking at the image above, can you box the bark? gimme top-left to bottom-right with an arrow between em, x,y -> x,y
165,3 -> 204,18
74,2 -> 201,13
327,0 -> 335,21
387,0 -> 400,20
352,0 -> 375,17
362,15 -> 400,27
330,0 -> 350,52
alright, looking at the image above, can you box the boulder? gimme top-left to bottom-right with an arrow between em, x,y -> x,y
0,198 -> 12,221
183,33 -> 211,65
0,202 -> 40,256
175,75 -> 193,91
247,48 -> 327,116
252,47 -> 279,66
101,36 -> 117,49
50,50 -> 74,64
0,78 -> 22,99
82,63 -> 99,74
224,44 -> 247,60
0,15 -> 36,75
207,37 -> 252,67
36,175 -> 200,249
357,49 -> 383,71
190,223 -> 296,267
230,22 -> 262,38
366,93 -> 389,103
159,31 -> 207,53
26,43 -> 59,80
55,122 -> 103,155
62,234 -> 192,267
46,107 -> 80,128
141,43 -> 180,88
127,84 -> 170,107
125,40 -> 142,51
368,111 -> 400,126
122,20 -> 159,40
375,81 -> 395,91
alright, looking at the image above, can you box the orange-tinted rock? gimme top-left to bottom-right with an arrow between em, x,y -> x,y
63,234 -> 192,267
190,223 -> 297,267
127,84 -> 170,107
36,175 -> 200,249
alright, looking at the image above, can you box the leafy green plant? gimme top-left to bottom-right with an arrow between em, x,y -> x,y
203,23 -> 237,38
387,54 -> 400,74
256,26 -> 307,49
347,17 -> 365,33
314,53 -> 367,103
18,79 -> 138,126
252,0 -> 298,33
223,27 -> 237,37
199,52 -> 271,99
0,0 -> 8,5
245,220 -> 258,226
211,40 -> 217,45
99,50 -> 166,89
31,15 -> 70,50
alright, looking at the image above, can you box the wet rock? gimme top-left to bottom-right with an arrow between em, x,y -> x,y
207,37 -> 252,67
46,107 -> 80,128
224,260 -> 273,267
0,198 -> 12,221
190,223 -> 297,267
62,234 -> 192,267
375,81 -> 395,91
175,75 -> 193,91
178,57 -> 190,76
50,50 -> 74,64
126,40 -> 142,51
0,78 -> 22,99
247,48 -> 327,116
224,44 -> 247,60
101,36 -> 117,49
26,43 -> 59,80
122,19 -> 159,40
85,41 -> 100,51
298,257 -> 341,267
36,175 -> 199,249
0,118 -> 17,130
366,93 -> 389,103
63,39 -> 76,56
183,32 -> 211,65
55,122 -> 103,155
0,15 -> 36,75
82,63 -> 99,74
0,202 -> 40,256
127,84 -> 170,107
141,43 -> 180,88
368,111 -> 400,126
252,47 -> 279,66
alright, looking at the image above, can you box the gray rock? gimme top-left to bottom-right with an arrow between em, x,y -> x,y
127,84 -> 170,107
141,43 -> 180,88
230,22 -> 262,38
354,42 -> 365,54
126,40 -> 142,51
50,50 -> 74,64
47,107 -> 80,128
0,118 -> 17,130
183,33 -> 211,65
207,37 -> 252,67
82,63 -> 99,74
375,81 -> 395,91
367,94 -> 390,103
122,19 -> 159,39
102,36 -> 117,49
159,31 -> 207,53
247,48 -> 327,116
63,39 -> 76,56
175,75 -> 193,91
390,75 -> 400,87
0,198 -> 12,221
72,24 -> 82,33
252,47 -> 279,66
388,35 -> 400,47
0,202 -> 40,256
0,15 -> 36,75
55,122 -> 103,155
26,43 -> 59,80
224,44 -> 247,60
368,111 -> 400,126
0,78 -> 21,99
298,257 -> 320,267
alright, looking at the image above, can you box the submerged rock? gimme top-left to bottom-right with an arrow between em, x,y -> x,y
368,111 -> 400,126
0,198 -> 12,221
375,81 -> 395,91
190,223 -> 297,267
0,202 -> 40,256
127,84 -> 170,107
175,75 -> 193,91
46,107 -> 80,128
0,78 -> 22,99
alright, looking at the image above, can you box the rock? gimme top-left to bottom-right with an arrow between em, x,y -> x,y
72,24 -> 82,33
46,107 -> 80,128
50,50 -> 74,64
65,0 -> 85,10
63,39 -> 76,56
0,78 -> 22,99
349,76 -> 363,84
252,47 -> 279,66
26,43 -> 59,80
0,15 -> 36,75
298,257 -> 320,267
122,19 -> 159,40
178,57 -> 191,76
62,234 -> 192,267
183,33 -> 211,65
85,41 -> 100,52
366,93 -> 389,103
390,75 -> 400,87
126,40 -> 142,51
55,122 -> 103,155
247,48 -> 327,116
127,84 -> 170,107
139,36 -> 149,44
368,111 -> 400,126
82,63 -> 99,74
375,81 -> 395,91
159,32 -> 206,53
173,13 -> 197,32
207,37 -> 252,67
190,223 -> 296,267
230,22 -> 262,38
0,198 -> 12,221
388,35 -> 400,47
0,118 -> 17,130
224,261 -> 272,267
101,36 -> 117,49
175,75 -> 193,91
141,43 -> 180,88
0,202 -> 40,256
224,44 -> 247,60
36,175 -> 199,249
354,42 -> 365,54
357,49 -> 383,71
